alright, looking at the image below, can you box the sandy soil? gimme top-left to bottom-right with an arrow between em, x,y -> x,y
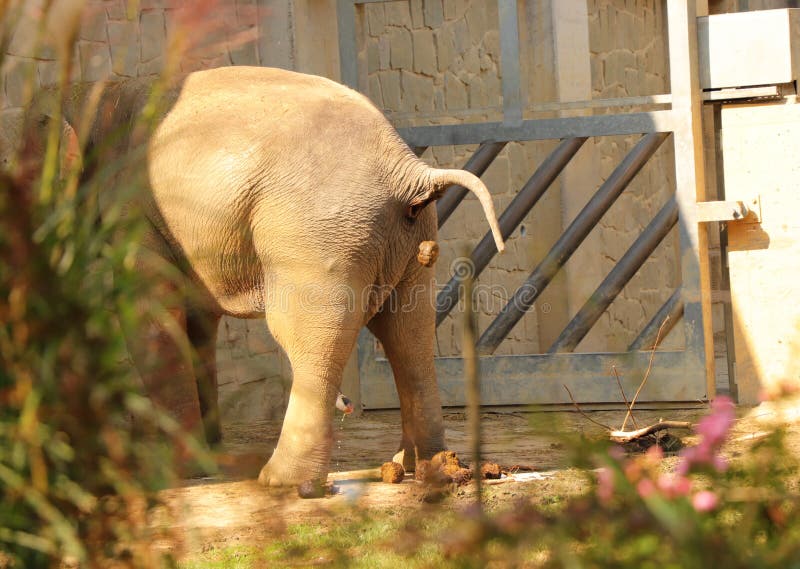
151,404 -> 800,559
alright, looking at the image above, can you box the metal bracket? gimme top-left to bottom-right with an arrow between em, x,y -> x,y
696,196 -> 761,223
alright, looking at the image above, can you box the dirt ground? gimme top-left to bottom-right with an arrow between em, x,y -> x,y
148,401 -> 800,560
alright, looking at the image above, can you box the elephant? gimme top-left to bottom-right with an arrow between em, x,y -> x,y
7,66 -> 505,486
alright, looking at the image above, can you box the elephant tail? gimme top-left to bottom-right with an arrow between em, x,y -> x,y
428,168 -> 505,253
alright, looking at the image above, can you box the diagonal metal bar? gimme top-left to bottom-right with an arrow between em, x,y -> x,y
476,132 -> 670,355
548,197 -> 679,353
628,288 -> 684,351
436,137 -> 588,325
436,141 -> 508,227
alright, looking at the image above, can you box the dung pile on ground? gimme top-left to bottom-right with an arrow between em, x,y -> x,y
414,451 -> 502,486
380,461 -> 405,483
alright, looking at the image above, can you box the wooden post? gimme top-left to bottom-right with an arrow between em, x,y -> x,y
666,0 -> 716,399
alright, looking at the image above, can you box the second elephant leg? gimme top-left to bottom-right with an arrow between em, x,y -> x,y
368,269 -> 445,469
187,309 -> 222,446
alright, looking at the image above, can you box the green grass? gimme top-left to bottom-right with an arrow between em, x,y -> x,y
179,513 -> 457,569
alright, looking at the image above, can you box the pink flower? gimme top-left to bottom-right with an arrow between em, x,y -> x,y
637,478 -> 657,499
657,473 -> 692,499
696,396 -> 735,447
692,490 -> 719,513
677,396 -> 735,475
597,467 -> 615,504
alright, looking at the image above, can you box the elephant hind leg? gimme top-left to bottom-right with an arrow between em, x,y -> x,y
122,233 -> 206,474
367,269 -> 445,470
187,309 -> 222,446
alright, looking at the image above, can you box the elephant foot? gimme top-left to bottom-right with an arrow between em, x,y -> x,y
258,454 -> 328,488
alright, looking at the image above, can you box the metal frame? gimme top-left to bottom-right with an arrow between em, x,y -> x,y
338,0 -> 714,408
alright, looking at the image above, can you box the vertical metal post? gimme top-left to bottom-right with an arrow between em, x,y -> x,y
498,0 -> 523,124
337,0 -> 358,89
667,0 -> 716,398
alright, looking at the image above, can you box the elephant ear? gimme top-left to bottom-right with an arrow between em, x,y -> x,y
415,168 -> 505,253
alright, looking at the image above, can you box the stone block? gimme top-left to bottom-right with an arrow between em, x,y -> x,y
8,11 -> 41,57
223,316 -> 248,343
401,70 -> 434,112
247,324 -> 277,356
37,60 -> 61,88
219,375 -> 287,423
412,28 -> 436,75
452,18 -> 469,55
81,6 -> 109,42
385,1 -> 411,27
106,0 -> 129,21
389,27 -> 413,69
464,0 -> 485,46
410,0 -> 424,28
230,38 -> 259,66
139,10 -> 166,62
107,20 -> 139,77
2,57 -> 34,107
423,0 -> 444,28
367,37 -> 381,73
443,0 -> 459,20
590,55 -> 604,93
462,46 -> 479,75
466,74 -> 488,109
79,41 -> 112,82
366,3 -> 385,36
368,74 -> 384,107
378,70 -> 401,111
434,25 -> 454,72
431,144 -> 454,167
378,35 -> 391,70
444,71 -> 467,109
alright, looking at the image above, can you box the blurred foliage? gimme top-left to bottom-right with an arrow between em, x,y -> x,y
0,5 -> 207,568
425,397 -> 800,568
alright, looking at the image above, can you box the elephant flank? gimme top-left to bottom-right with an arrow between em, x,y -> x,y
428,168 -> 505,253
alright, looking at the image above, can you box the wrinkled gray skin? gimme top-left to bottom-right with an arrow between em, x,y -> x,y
5,67 -> 505,486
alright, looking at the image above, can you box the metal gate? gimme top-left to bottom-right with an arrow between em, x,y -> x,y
338,0 -> 715,408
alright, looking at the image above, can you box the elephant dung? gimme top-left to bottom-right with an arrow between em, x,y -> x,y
430,450 -> 464,470
416,240 -> 440,267
380,461 -> 405,484
480,462 -> 502,479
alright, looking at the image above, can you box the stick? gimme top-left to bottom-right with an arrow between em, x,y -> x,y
327,468 -> 382,482
612,365 -> 638,429
563,385 -> 613,431
609,421 -> 693,443
621,315 -> 670,431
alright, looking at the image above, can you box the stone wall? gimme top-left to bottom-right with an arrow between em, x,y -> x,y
4,0 -> 788,419
358,0 -> 683,356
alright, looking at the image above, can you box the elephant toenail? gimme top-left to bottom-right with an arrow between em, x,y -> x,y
417,240 -> 439,267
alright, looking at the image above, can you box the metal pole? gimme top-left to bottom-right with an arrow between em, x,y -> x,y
462,265 -> 482,511
436,141 -> 507,226
628,288 -> 684,351
548,197 -> 679,353
435,137 -> 587,325
476,131 -> 670,355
